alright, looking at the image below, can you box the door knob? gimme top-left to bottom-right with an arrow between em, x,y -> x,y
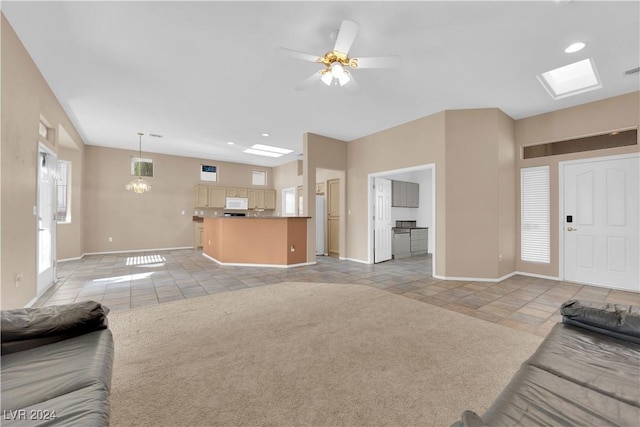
567,226 -> 578,231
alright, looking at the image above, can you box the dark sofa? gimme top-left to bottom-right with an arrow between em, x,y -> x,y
1,301 -> 114,426
452,299 -> 640,426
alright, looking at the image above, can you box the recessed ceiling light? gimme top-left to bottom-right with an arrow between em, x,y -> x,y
537,58 -> 601,100
261,133 -> 270,137
564,42 -> 586,53
227,142 -> 234,145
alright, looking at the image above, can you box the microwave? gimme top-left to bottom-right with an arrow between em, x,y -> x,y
225,197 -> 248,210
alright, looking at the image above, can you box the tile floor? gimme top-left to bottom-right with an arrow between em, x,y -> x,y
35,249 -> 640,337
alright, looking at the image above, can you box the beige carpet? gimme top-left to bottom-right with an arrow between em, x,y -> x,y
108,282 -> 542,426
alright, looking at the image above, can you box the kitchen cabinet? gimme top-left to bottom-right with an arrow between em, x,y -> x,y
194,222 -> 204,248
392,181 -> 419,208
195,185 -> 226,208
248,189 -> 265,209
208,187 -> 226,208
407,183 -> 419,208
410,228 -> 428,254
195,185 -> 275,210
392,231 -> 411,259
264,189 -> 276,210
194,185 -> 209,208
226,187 -> 248,197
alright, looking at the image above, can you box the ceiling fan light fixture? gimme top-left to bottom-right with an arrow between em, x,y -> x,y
338,71 -> 351,86
321,72 -> 333,86
330,62 -> 345,78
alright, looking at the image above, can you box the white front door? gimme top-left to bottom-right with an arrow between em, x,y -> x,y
37,145 -> 57,295
374,177 -> 392,263
563,155 -> 639,291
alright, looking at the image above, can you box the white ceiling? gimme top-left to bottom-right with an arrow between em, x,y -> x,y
3,1 -> 639,167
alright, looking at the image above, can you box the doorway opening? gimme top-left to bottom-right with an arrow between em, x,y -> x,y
368,164 -> 436,276
37,143 -> 58,296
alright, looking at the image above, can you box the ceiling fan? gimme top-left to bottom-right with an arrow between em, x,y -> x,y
280,20 -> 401,91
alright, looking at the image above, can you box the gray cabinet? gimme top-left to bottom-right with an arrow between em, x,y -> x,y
410,228 -> 428,254
392,232 -> 411,259
392,181 -> 419,208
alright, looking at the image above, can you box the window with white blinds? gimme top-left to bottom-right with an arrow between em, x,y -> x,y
521,166 -> 550,263
57,160 -> 71,223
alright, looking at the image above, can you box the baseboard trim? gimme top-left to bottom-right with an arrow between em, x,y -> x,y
432,273 -> 515,283
514,271 -> 561,282
57,256 -> 84,263
344,257 -> 370,265
432,271 -> 562,283
202,253 -> 314,269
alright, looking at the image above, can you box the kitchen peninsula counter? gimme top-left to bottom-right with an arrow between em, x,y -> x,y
203,217 -> 310,267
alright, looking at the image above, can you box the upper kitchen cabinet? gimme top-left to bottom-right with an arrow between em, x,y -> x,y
248,189 -> 265,209
392,181 -> 419,208
208,186 -> 226,208
226,187 -> 248,197
247,189 -> 276,210
264,189 -> 276,210
195,185 -> 226,208
194,185 -> 209,208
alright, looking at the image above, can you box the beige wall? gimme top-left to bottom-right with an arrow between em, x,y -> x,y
1,15 -> 86,309
83,145 -> 274,254
515,92 -> 640,278
347,112 -> 447,272
57,144 -> 84,260
444,109 -> 516,279
498,110 -> 517,278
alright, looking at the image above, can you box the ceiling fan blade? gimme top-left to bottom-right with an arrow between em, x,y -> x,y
278,47 -> 321,63
294,71 -> 322,91
334,20 -> 359,54
352,56 -> 401,69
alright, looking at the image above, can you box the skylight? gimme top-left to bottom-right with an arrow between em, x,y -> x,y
243,144 -> 293,158
537,58 -> 601,100
244,148 -> 282,158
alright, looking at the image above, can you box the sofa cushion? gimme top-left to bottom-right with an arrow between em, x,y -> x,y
561,299 -> 640,344
482,364 -> 640,426
1,301 -> 109,355
527,323 -> 640,407
1,383 -> 110,427
0,329 -> 114,411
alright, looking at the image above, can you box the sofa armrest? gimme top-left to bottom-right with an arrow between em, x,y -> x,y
1,301 -> 109,355
561,299 -> 640,344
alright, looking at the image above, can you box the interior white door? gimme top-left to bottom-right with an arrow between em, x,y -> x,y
374,177 -> 392,263
37,145 -> 57,295
563,155 -> 639,291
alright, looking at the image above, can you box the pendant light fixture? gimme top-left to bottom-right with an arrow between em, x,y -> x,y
125,132 -> 151,194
